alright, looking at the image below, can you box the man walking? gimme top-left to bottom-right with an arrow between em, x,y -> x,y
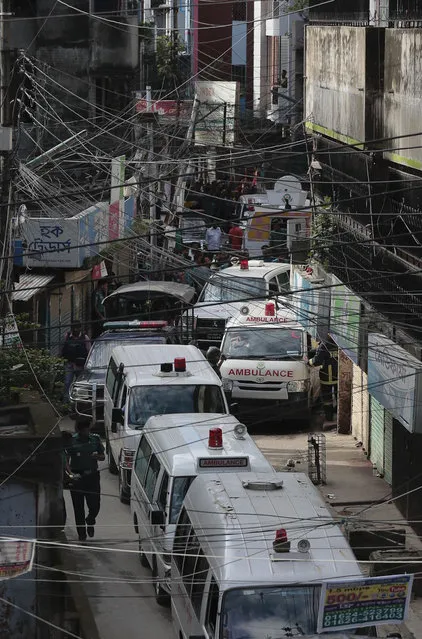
309,337 -> 338,421
66,422 -> 105,541
62,322 -> 90,403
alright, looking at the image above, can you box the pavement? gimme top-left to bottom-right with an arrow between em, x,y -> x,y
59,415 -> 422,638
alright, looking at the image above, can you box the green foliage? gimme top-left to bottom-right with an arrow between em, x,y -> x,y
156,35 -> 185,84
0,347 -> 65,405
139,21 -> 155,42
289,0 -> 309,10
310,206 -> 335,267
14,313 -> 40,332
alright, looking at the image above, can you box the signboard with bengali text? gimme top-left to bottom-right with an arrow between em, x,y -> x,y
317,575 -> 413,634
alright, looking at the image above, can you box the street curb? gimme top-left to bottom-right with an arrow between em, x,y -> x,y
57,530 -> 101,639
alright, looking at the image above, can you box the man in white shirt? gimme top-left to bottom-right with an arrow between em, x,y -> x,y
205,224 -> 222,252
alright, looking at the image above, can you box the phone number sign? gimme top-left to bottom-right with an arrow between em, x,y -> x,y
317,574 -> 414,633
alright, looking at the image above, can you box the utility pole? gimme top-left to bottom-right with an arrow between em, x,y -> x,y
145,86 -> 158,270
0,1 -> 14,292
171,97 -> 200,222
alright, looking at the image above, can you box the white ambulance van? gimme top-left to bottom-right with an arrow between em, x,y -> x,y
183,259 -> 291,349
103,344 -> 228,502
130,415 -> 275,605
219,300 -> 320,424
171,471 -> 375,639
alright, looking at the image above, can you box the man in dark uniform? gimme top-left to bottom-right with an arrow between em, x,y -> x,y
206,347 -> 222,379
310,337 -> 339,421
66,421 -> 105,541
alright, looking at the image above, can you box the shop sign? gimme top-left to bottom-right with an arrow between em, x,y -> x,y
24,219 -> 82,268
317,574 -> 413,634
330,275 -> 361,363
368,332 -> 422,432
0,539 -> 35,580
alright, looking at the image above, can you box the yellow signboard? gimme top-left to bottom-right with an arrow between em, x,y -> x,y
317,575 -> 413,633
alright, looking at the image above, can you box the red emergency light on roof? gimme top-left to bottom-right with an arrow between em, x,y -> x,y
265,302 -> 275,317
174,357 -> 186,372
208,427 -> 223,449
273,528 -> 291,553
240,259 -> 249,270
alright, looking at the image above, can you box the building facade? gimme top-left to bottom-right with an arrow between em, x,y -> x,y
305,0 -> 422,529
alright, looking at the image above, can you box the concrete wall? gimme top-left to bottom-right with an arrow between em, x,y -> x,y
305,26 -> 367,143
91,17 -> 139,72
384,28 -> 422,170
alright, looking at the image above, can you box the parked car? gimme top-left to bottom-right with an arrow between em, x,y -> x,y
69,320 -> 179,433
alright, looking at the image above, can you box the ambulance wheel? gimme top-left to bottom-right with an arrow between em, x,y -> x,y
138,540 -> 149,568
153,559 -> 170,607
107,444 -> 118,475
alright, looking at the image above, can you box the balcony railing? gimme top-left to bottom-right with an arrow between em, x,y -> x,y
389,11 -> 422,26
309,11 -> 370,26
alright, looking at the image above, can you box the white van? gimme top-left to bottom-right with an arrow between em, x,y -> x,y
220,300 -> 320,425
183,259 -> 291,349
103,344 -> 228,502
130,414 -> 275,606
171,471 -> 370,639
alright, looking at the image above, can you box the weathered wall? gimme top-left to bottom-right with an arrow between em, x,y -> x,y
384,28 -> 422,170
305,26 -> 367,143
91,17 -> 138,72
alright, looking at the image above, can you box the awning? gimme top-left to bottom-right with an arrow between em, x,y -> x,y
12,274 -> 55,302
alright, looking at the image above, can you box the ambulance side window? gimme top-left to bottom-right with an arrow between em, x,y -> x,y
307,334 -> 312,355
277,271 -> 290,292
134,436 -> 151,484
174,507 -> 192,571
269,277 -> 278,295
119,384 -> 127,409
105,358 -> 118,397
206,577 -> 220,637
144,454 -> 161,502
157,471 -> 169,511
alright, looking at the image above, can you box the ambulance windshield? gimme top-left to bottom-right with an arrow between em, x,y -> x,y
221,327 -> 303,359
200,276 -> 266,303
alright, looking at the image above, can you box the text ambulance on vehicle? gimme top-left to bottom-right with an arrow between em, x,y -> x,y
219,300 -> 320,423
130,414 -> 274,605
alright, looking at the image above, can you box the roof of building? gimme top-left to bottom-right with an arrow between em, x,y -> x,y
184,471 -> 362,585
142,414 -> 274,476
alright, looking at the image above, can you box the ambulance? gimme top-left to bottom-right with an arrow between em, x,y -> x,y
171,472 -> 378,639
130,415 -> 275,606
219,300 -> 320,424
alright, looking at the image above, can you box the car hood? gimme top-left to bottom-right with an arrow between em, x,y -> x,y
192,301 -> 247,320
74,368 -> 105,385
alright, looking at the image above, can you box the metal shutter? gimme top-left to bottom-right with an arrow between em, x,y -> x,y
370,395 -> 385,475
383,411 -> 393,485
